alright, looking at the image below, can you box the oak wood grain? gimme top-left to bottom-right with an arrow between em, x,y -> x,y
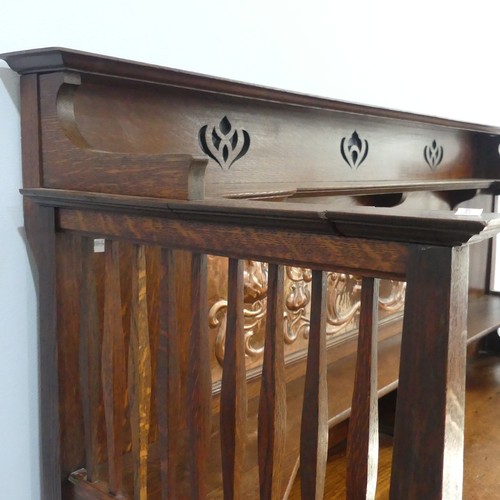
142,247 -> 160,450
258,264 -> 286,499
346,278 -> 380,500
79,237 -> 101,482
69,469 -> 114,499
220,259 -> 248,499
55,208 -> 409,280
34,206 -> 62,500
157,248 -> 181,499
390,245 -> 469,499
300,270 -> 328,499
101,240 -> 126,496
5,47 -> 500,136
23,187 -> 500,247
10,46 -> 500,500
186,253 -> 212,498
57,233 -> 87,475
128,244 -> 152,500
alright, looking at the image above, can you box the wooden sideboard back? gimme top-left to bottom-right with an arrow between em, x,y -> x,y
5,48 -> 500,498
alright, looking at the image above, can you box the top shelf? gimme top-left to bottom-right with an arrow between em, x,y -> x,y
221,179 -> 500,200
3,47 -> 500,134
294,179 -> 500,197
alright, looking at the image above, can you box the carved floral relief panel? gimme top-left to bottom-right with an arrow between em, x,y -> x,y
208,256 -> 406,384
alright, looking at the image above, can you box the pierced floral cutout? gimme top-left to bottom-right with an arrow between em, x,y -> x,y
424,140 -> 444,170
340,131 -> 369,169
198,116 -> 250,170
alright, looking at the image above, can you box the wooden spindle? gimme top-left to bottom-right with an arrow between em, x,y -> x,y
101,240 -> 126,496
128,244 -> 152,500
157,248 -> 181,499
258,264 -> 286,499
186,253 -> 212,499
79,237 -> 101,482
346,277 -> 380,500
300,270 -> 328,500
221,258 -> 248,499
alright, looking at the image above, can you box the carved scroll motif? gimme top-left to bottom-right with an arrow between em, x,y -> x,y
284,266 -> 312,344
379,280 -> 406,312
210,260 -> 406,367
211,261 -> 268,364
326,273 -> 363,334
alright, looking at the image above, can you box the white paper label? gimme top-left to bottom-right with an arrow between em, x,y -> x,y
455,207 -> 483,216
94,239 -> 105,253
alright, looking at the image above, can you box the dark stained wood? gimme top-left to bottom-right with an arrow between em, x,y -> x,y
157,248 -> 181,499
9,47 -> 500,500
290,434 -> 395,500
23,188 -> 500,247
7,48 -> 500,204
32,206 -> 62,500
291,353 -> 500,500
35,71 -> 208,200
4,47 -> 500,137
300,270 -> 328,499
220,259 -> 248,499
68,470 -> 114,499
463,354 -> 500,499
19,73 -> 42,189
101,240 -> 126,496
466,293 -> 500,342
57,233 -> 87,476
346,278 -> 380,499
79,237 -> 101,482
19,73 -> 44,258
292,293 -> 500,498
258,264 -> 286,499
55,207 -> 409,279
186,253 -> 212,498
128,244 -> 152,500
293,179 -> 500,198
144,246 -> 160,448
390,245 -> 469,499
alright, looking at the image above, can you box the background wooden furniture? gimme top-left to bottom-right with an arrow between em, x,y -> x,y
4,47 -> 500,499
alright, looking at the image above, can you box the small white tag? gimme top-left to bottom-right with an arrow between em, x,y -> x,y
455,208 -> 483,216
93,239 -> 105,253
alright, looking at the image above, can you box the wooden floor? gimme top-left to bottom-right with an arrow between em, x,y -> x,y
289,350 -> 500,499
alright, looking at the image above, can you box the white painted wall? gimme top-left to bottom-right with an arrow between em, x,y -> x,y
1,1 -> 499,498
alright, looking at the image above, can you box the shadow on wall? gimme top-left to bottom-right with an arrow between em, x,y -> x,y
0,66 -> 20,113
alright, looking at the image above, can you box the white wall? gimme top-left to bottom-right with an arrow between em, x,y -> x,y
1,1 -> 500,498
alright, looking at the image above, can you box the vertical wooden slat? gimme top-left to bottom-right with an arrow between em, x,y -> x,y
346,277 -> 380,500
258,263 -> 286,499
157,248 -> 181,499
34,205 -> 62,500
101,239 -> 126,496
300,270 -> 328,500
221,258 -> 248,499
186,253 -> 212,498
390,245 -> 469,500
128,244 -> 152,500
79,237 -> 101,482
145,246 -> 161,447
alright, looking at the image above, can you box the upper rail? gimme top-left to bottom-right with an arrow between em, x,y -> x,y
22,187 -> 500,282
22,187 -> 500,246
